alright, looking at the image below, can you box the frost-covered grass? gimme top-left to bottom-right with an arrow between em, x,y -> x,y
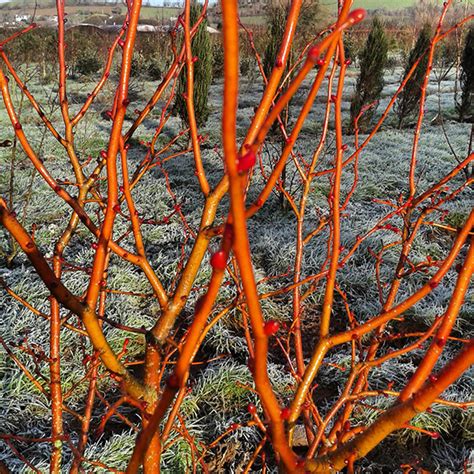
0,62 -> 472,472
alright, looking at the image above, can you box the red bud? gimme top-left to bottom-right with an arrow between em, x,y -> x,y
247,403 -> 257,414
280,407 -> 290,420
263,320 -> 280,336
308,46 -> 320,63
435,337 -> 446,347
237,150 -> 256,173
210,250 -> 227,270
348,8 -> 367,24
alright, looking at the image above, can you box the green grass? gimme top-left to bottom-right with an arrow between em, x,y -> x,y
0,0 -> 424,14
353,0 -> 418,9
0,0 -> 179,21
354,0 -> 452,9
239,15 -> 266,25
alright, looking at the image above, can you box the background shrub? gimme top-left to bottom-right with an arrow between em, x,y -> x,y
457,26 -> 474,122
130,51 -> 147,78
395,23 -> 432,129
174,1 -> 212,128
2,28 -> 57,81
136,32 -> 169,81
211,36 -> 225,79
146,55 -> 163,81
349,16 -> 388,133
263,2 -> 288,80
74,48 -> 102,76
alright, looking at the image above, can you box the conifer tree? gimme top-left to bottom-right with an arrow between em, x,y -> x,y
262,0 -> 319,209
263,3 -> 288,80
263,0 -> 319,79
457,26 -> 474,122
395,23 -> 432,129
349,16 -> 388,133
262,2 -> 293,210
174,2 -> 212,128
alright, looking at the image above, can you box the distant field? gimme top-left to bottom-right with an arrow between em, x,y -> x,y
1,0 -> 423,13
318,0 -> 446,10
353,0 -> 417,9
0,2 -> 179,20
0,4 -> 179,20
0,0 -> 448,26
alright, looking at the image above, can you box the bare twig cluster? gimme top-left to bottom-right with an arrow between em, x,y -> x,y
0,0 -> 472,472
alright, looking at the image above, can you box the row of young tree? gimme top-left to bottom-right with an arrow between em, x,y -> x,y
2,4 -> 472,131
350,18 -> 473,132
177,2 -> 473,133
174,0 -> 468,218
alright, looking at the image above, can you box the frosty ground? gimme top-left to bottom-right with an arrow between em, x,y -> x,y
0,63 -> 472,472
